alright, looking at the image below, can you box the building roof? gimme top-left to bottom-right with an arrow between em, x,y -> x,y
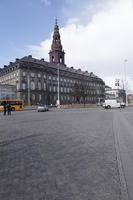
0,55 -> 104,82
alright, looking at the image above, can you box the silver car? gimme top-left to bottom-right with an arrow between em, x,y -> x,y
38,104 -> 49,112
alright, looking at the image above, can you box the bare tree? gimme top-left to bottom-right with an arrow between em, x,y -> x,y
73,83 -> 87,105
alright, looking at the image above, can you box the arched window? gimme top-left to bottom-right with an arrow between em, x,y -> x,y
52,56 -> 54,62
30,81 -> 35,90
59,56 -> 62,63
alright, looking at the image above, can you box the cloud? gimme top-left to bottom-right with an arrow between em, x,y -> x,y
27,0 -> 133,92
27,39 -> 51,60
40,0 -> 51,6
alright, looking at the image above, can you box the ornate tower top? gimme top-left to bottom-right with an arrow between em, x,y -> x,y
55,18 -> 58,26
49,19 -> 65,65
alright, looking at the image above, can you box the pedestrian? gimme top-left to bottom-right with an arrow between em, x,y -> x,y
7,102 -> 11,115
3,101 -> 7,116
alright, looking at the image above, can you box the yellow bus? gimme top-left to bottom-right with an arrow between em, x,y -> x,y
0,99 -> 24,111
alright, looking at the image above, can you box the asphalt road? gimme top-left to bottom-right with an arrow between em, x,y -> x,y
0,107 -> 133,200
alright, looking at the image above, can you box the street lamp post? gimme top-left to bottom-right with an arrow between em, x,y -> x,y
27,68 -> 30,106
57,63 -> 60,107
124,59 -> 128,106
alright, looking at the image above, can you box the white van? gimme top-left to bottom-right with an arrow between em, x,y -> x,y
103,99 -> 125,109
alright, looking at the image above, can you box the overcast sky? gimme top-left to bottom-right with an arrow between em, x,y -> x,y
0,0 -> 133,92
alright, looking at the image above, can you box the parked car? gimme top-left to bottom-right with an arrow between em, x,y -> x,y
38,104 -> 49,112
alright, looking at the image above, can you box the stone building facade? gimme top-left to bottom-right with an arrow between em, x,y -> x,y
0,21 -> 105,105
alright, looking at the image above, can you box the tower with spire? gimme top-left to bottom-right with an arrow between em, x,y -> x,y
49,19 -> 65,65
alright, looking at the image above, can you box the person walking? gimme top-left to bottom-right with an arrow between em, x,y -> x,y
3,101 -> 7,116
7,102 -> 11,115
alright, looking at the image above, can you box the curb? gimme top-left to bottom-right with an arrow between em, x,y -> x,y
113,115 -> 129,200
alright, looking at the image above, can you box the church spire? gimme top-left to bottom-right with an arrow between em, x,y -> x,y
55,17 -> 58,27
49,19 -> 65,65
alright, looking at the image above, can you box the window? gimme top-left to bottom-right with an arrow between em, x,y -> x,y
53,76 -> 56,81
22,94 -> 26,100
64,88 -> 66,93
16,82 -> 19,90
44,82 -> 46,91
30,81 -> 35,90
49,75 -> 51,80
38,82 -> 41,90
31,72 -> 35,77
38,73 -> 41,78
61,87 -> 63,92
32,94 -> 35,100
54,95 -> 57,101
44,74 -> 46,79
22,83 -> 26,90
39,94 -> 41,101
53,86 -> 56,92
49,86 -> 52,92
61,96 -> 63,100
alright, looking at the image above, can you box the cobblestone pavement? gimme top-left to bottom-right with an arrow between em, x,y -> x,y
0,108 -> 122,200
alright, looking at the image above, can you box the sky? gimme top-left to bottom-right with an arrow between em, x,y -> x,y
0,0 -> 133,92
